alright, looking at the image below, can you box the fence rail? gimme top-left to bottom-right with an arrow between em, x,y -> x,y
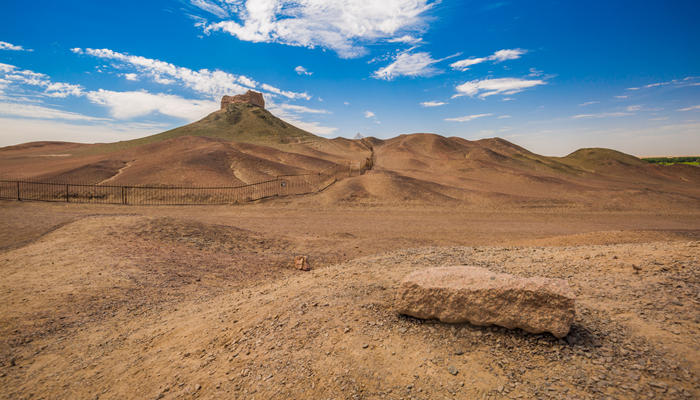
0,173 -> 339,205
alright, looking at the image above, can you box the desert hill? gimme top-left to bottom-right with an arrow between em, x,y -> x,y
1,91 -> 699,208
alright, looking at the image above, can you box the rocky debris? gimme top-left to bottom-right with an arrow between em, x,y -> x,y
395,266 -> 576,338
221,90 -> 265,109
294,255 -> 310,271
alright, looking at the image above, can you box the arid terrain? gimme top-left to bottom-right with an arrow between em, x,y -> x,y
0,200 -> 698,399
1,97 -> 699,399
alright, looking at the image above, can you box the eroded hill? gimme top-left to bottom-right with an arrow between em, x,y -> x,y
1,94 -> 699,208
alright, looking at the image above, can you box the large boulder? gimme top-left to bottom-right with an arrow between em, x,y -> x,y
395,266 -> 575,338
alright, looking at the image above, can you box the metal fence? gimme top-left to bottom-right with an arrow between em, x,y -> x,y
0,173 -> 338,205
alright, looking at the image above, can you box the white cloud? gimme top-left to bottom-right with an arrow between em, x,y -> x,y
626,105 -> 642,112
420,100 -> 446,107
122,73 -> 139,81
364,110 -> 376,118
450,48 -> 526,71
497,115 -> 511,119
73,47 -> 309,100
294,65 -> 312,76
284,119 -> 337,136
387,35 -> 423,44
267,101 -> 336,135
453,78 -> 546,98
579,101 -> 599,106
86,89 -> 218,121
678,105 -> 700,112
627,77 -> 700,91
0,63 -> 83,98
274,103 -> 329,114
0,41 -> 31,52
449,57 -> 488,71
372,50 -> 457,80
528,68 -> 543,77
445,113 -> 493,122
202,0 -> 436,58
0,117 -> 167,147
0,102 -> 107,121
615,95 -> 629,99
571,112 -> 633,119
190,0 -> 229,18
490,48 -> 527,62
260,83 -> 310,100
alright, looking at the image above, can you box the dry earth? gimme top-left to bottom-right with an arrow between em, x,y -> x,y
0,200 -> 699,399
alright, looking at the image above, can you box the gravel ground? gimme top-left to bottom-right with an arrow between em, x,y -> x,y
0,211 -> 697,399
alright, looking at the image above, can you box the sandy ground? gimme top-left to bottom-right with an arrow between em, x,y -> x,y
0,200 -> 699,399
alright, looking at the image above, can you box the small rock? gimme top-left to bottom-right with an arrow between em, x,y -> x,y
362,343 -> 369,349
447,366 -> 459,375
294,255 -> 311,271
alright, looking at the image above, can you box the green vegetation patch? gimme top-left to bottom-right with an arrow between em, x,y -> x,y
642,156 -> 700,166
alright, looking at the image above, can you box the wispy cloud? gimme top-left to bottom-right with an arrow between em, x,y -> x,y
387,35 -> 423,45
420,101 -> 446,107
201,0 -> 436,59
72,47 -> 310,100
86,89 -> 218,120
372,49 -> 458,80
445,113 -> 493,122
294,65 -> 312,76
627,76 -> 700,91
364,110 -> 376,118
453,77 -> 546,99
273,103 -> 329,114
0,101 -> 107,121
0,41 -> 32,52
450,48 -> 526,71
579,101 -> 599,106
0,63 -> 83,97
190,0 -> 229,19
266,101 -> 336,135
571,112 -> 633,119
0,117 -> 168,147
678,105 -> 700,112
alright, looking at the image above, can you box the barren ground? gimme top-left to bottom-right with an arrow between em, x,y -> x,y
1,200 -> 699,399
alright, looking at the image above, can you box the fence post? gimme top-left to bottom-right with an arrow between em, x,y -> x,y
16,181 -> 20,201
66,184 -> 69,202
122,186 -> 127,205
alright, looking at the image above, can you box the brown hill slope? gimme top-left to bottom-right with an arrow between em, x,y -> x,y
0,97 -> 371,185
1,97 -> 698,208
307,133 -> 700,208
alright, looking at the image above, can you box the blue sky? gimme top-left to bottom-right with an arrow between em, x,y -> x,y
1,0 -> 699,155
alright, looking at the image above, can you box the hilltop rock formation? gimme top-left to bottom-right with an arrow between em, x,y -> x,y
221,90 -> 265,109
396,266 -> 576,338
